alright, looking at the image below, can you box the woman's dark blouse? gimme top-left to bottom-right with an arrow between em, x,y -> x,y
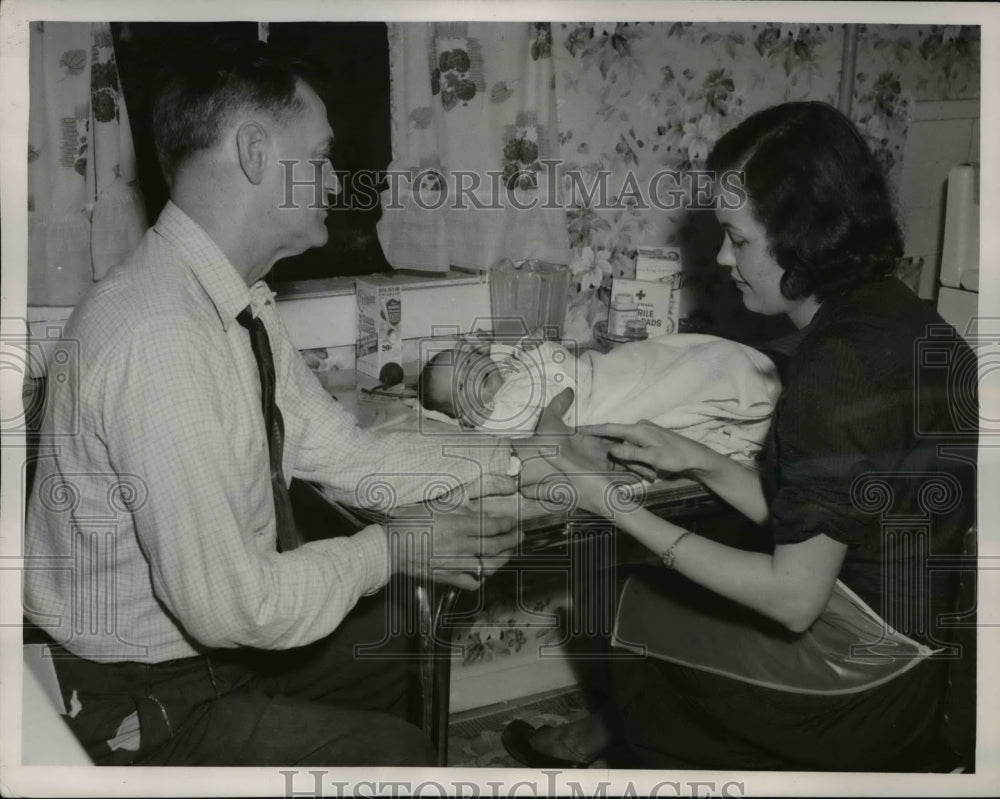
758,277 -> 977,646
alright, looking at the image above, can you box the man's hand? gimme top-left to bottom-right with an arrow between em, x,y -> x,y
535,386 -> 575,435
385,508 -> 520,591
511,387 -> 633,491
505,390 -> 643,516
537,447 -> 647,518
512,389 -> 615,487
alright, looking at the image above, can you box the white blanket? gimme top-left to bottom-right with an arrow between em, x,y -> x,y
479,335 -> 780,458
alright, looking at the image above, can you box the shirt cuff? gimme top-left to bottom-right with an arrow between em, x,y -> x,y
485,438 -> 519,493
339,524 -> 391,596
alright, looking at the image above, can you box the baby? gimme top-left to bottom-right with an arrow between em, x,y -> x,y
419,339 -> 580,432
418,334 -> 782,459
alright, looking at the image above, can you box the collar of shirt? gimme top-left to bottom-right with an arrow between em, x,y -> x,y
153,201 -> 269,330
248,282 -> 277,317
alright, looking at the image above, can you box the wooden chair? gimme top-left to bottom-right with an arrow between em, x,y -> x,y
932,524 -> 978,772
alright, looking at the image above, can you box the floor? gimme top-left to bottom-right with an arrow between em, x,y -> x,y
447,686 -> 609,769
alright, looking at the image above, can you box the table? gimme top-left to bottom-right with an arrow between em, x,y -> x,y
415,479 -> 722,764
299,476 -> 725,766
308,377 -> 726,765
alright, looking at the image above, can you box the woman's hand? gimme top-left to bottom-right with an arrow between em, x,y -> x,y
585,420 -> 770,526
581,421 -> 718,479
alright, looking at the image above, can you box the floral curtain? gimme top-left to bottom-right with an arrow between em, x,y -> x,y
28,22 -> 147,306
377,22 -> 570,273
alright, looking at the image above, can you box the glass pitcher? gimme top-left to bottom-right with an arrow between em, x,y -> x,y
489,259 -> 571,340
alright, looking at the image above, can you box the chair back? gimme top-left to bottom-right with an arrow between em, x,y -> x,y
937,524 -> 977,771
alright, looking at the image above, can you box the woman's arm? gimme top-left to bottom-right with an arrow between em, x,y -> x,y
610,503 -> 846,632
527,395 -> 846,632
583,421 -> 770,525
693,449 -> 770,526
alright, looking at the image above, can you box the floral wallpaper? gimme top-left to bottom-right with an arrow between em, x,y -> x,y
553,21 -> 843,341
547,21 -> 981,344
852,23 -> 980,177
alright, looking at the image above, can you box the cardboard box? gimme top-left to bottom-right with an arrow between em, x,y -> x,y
610,277 -> 680,337
635,245 -> 683,282
356,277 -> 403,378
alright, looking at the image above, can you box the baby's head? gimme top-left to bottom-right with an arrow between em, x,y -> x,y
418,344 -> 505,428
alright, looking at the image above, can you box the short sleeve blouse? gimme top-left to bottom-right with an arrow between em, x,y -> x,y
758,278 -> 976,638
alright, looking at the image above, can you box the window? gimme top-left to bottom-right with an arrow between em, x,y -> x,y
111,21 -> 393,280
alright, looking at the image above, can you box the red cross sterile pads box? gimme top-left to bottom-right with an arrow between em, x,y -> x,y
634,245 -> 683,283
610,277 -> 680,337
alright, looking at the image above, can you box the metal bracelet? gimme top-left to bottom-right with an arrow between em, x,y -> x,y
661,530 -> 695,570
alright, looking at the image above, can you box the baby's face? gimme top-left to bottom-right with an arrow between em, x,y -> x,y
428,345 -> 505,427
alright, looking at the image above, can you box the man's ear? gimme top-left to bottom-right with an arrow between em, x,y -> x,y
236,121 -> 267,185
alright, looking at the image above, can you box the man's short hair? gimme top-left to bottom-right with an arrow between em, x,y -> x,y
150,41 -> 319,186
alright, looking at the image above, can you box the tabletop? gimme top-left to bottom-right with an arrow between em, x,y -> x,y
312,372 -> 717,551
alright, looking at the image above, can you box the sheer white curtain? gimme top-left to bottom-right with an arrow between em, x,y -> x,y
377,22 -> 570,273
28,22 -> 147,306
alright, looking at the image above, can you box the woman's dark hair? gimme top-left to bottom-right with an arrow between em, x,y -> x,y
151,40 -> 322,186
706,101 -> 902,301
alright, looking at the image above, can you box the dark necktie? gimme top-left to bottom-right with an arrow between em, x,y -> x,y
237,306 -> 300,552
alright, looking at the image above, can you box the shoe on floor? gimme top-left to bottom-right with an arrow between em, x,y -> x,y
500,720 -> 594,769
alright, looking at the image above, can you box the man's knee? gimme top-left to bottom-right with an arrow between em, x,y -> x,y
304,711 -> 436,767
154,690 -> 436,766
367,717 -> 437,767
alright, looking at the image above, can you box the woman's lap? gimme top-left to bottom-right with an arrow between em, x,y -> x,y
610,654 -> 944,771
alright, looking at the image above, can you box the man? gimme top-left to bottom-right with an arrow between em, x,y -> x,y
23,43 -> 531,767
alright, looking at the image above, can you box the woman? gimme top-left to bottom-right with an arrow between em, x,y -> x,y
502,101 -> 977,771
